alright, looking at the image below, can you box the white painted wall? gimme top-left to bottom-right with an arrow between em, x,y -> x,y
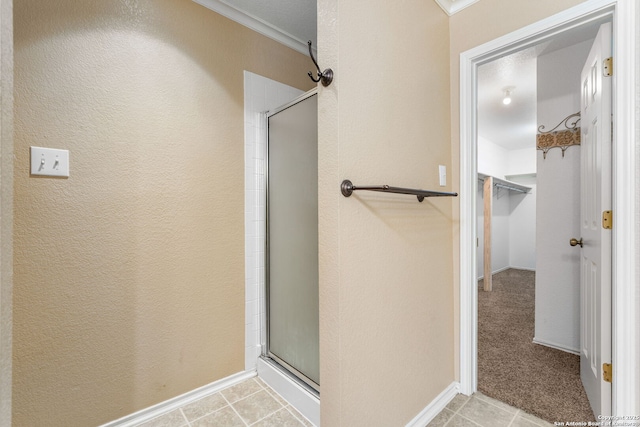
506,146 -> 537,176
477,137 -> 536,279
477,135 -> 508,179
534,40 -> 592,354
506,147 -> 537,274
536,39 -> 593,130
477,184 -> 511,278
509,175 -> 537,270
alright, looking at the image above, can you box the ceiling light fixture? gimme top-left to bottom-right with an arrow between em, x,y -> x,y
503,89 -> 512,105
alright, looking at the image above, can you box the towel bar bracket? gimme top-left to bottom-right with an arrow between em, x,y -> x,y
340,179 -> 356,197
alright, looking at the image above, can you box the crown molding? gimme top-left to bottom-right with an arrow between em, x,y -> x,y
434,0 -> 480,16
192,0 -> 310,55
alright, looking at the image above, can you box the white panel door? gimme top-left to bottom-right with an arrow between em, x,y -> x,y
579,22 -> 612,418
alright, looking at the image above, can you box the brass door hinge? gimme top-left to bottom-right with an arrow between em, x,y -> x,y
603,363 -> 612,383
603,210 -> 613,229
604,57 -> 613,77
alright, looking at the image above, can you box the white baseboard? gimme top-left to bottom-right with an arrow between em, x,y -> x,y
510,266 -> 536,272
257,357 -> 319,426
99,370 -> 256,427
405,382 -> 460,427
477,265 -> 511,281
532,337 -> 580,355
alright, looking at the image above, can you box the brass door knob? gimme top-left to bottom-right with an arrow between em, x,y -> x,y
570,238 -> 583,248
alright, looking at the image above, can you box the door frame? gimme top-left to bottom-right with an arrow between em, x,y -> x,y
458,0 -> 639,417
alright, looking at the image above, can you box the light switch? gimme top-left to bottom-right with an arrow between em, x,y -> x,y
439,165 -> 446,187
30,146 -> 69,177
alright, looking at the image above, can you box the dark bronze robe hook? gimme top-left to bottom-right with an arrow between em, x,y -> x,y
307,40 -> 333,87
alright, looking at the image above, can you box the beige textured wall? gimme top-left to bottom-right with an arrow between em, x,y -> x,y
13,1 -> 311,425
448,0 -> 587,380
0,0 -> 13,425
318,0 -> 455,425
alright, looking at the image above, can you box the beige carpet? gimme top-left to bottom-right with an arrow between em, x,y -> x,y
478,268 -> 595,423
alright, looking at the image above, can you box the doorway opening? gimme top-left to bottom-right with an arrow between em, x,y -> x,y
459,0 -> 639,421
475,22 -> 605,420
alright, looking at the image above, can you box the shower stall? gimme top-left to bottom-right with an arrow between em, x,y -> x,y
259,87 -> 320,412
264,89 -> 319,392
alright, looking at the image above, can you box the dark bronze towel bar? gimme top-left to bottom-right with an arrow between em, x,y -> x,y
340,179 -> 458,202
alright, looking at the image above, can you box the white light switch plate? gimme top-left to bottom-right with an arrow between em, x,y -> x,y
439,165 -> 446,187
30,146 -> 69,177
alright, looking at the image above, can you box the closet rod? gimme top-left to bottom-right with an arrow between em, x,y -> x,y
341,179 -> 458,202
477,176 -> 530,194
493,182 -> 530,193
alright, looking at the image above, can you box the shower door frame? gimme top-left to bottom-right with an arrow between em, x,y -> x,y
262,88 -> 320,395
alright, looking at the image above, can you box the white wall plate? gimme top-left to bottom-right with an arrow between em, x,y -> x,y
30,146 -> 69,177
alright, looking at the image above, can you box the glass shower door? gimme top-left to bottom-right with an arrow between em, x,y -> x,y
266,91 -> 319,390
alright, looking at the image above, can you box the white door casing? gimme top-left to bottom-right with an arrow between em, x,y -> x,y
579,22 -> 612,418
459,0 -> 639,417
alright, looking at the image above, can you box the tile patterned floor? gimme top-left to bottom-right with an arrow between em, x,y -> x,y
134,376 -> 553,427
427,392 -> 554,427
136,377 -> 314,427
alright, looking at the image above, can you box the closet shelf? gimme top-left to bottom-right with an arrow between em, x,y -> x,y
478,173 -> 531,194
505,173 -> 536,181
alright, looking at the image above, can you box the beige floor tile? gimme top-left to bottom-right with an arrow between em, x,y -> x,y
472,392 -> 518,414
190,406 -> 246,427
457,397 -> 516,427
446,394 -> 471,412
251,407 -> 306,427
427,393 -> 561,427
519,411 -> 554,426
255,377 -> 269,389
284,405 -> 314,427
232,389 -> 284,425
221,378 -> 264,403
264,387 -> 288,407
427,408 -> 455,427
510,414 -> 543,427
446,414 -> 483,427
135,409 -> 187,427
180,393 -> 227,421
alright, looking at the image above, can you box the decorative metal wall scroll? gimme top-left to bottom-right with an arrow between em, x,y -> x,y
536,112 -> 581,159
